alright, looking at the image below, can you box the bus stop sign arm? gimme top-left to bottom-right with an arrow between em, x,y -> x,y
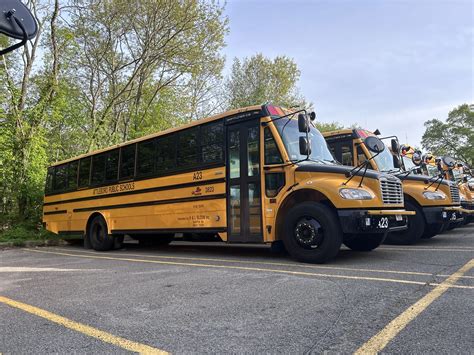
0,0 -> 38,56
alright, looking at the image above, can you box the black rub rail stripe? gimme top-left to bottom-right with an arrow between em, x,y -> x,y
44,210 -> 68,215
111,227 -> 227,234
73,194 -> 226,213
44,178 -> 225,207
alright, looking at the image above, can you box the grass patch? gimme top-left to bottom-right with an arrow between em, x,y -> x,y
0,224 -> 57,244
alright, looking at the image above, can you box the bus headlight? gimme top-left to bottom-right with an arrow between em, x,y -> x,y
339,188 -> 373,200
422,191 -> 446,200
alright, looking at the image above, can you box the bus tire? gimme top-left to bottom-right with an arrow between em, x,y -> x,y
385,201 -> 424,245
422,223 -> 445,239
88,215 -> 114,251
343,233 -> 385,251
282,202 -> 342,264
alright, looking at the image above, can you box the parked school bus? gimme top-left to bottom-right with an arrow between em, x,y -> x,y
43,105 -> 414,263
323,130 -> 463,244
450,163 -> 474,224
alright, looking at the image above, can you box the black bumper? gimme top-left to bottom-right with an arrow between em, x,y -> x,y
422,206 -> 456,225
462,202 -> 474,222
337,210 -> 408,234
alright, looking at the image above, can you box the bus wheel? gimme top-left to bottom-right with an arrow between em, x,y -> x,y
343,233 -> 384,251
88,215 -> 114,251
283,202 -> 342,264
385,201 -> 424,245
422,223 -> 445,239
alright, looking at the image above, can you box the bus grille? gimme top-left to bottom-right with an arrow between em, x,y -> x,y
449,184 -> 460,204
380,178 -> 403,205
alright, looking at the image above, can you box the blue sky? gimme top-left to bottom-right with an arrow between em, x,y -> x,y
222,0 -> 473,147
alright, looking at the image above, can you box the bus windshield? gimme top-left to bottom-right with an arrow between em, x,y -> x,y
402,156 -> 416,171
274,119 -> 337,164
367,144 -> 399,173
453,169 -> 462,183
425,164 -> 439,177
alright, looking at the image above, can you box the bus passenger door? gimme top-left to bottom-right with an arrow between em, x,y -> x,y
226,119 -> 263,242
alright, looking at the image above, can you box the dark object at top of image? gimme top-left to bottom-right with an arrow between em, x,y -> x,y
0,0 -> 37,56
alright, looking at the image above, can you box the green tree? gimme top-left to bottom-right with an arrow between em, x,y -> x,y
0,0 -> 228,231
226,53 -> 307,109
421,104 -> 474,166
316,121 -> 344,133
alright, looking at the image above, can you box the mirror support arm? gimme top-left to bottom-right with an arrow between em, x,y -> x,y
0,12 -> 28,56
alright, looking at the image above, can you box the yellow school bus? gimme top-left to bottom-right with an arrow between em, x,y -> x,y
43,105 -> 413,263
323,129 -> 463,244
451,163 -> 474,224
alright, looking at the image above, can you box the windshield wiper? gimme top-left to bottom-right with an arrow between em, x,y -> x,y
424,174 -> 444,191
343,152 -> 381,187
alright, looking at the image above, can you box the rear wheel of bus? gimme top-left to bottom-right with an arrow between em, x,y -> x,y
385,201 -> 424,245
88,215 -> 116,251
282,202 -> 342,264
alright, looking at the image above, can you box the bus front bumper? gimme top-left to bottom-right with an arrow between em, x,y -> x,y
337,209 -> 415,234
443,206 -> 471,223
422,206 -> 466,224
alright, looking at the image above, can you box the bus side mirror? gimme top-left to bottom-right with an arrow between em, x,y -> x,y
442,156 -> 455,169
0,0 -> 38,56
412,151 -> 422,166
364,136 -> 385,153
298,113 -> 310,133
299,136 -> 311,156
391,139 -> 399,154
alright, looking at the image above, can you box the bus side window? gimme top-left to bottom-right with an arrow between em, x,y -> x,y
119,144 -> 136,180
53,164 -> 67,192
329,146 -> 336,160
105,149 -> 119,182
340,142 -> 353,166
67,160 -> 79,190
178,127 -> 199,168
264,128 -> 283,165
156,135 -> 177,173
137,140 -> 155,177
265,173 -> 285,197
201,121 -> 224,163
91,154 -> 106,185
78,157 -> 91,188
45,167 -> 54,194
357,146 -> 368,165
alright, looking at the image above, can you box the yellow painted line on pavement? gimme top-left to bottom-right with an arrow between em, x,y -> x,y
354,259 -> 474,355
50,247 -> 433,277
377,245 -> 474,250
437,274 -> 474,279
0,295 -> 167,354
378,247 -> 473,252
24,249 -> 471,289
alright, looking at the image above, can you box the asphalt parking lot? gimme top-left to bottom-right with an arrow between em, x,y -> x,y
1,225 -> 473,354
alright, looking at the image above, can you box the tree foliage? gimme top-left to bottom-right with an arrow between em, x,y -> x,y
421,104 -> 474,166
0,0 -> 228,229
226,53 -> 306,109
